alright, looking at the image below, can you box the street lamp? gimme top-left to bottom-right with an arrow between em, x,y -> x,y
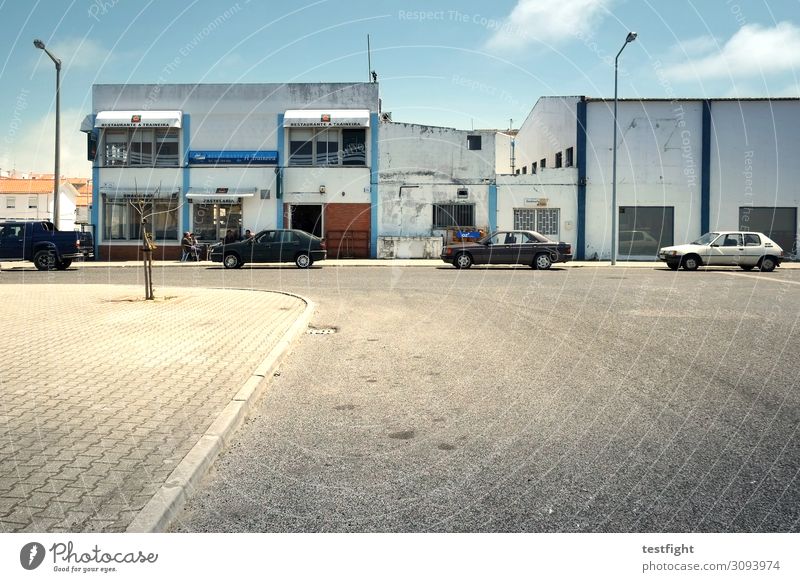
33,38 -> 61,229
611,31 -> 637,266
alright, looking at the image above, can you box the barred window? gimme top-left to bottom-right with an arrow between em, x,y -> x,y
433,203 -> 475,228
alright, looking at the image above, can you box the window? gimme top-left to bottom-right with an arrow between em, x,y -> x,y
515,169 -> 520,175
721,234 -> 743,247
521,166 -> 527,174
315,128 -> 339,165
743,233 -> 761,246
565,147 -> 574,167
28,196 -> 37,209
288,128 -> 367,166
618,206 -> 674,257
103,195 -> 179,241
6,197 -> 15,209
540,158 -> 546,169
467,135 -> 482,150
555,152 -> 563,168
531,162 -> 537,174
433,203 -> 475,228
192,202 -> 242,242
342,129 -> 366,166
102,128 -> 180,167
514,208 -> 560,237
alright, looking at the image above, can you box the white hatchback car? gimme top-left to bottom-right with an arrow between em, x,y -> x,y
658,231 -> 784,272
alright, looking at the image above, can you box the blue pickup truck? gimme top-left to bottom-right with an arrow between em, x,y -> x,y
0,221 -> 93,270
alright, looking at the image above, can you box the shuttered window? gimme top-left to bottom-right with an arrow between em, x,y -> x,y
433,204 -> 475,228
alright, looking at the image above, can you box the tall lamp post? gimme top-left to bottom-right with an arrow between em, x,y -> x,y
34,39 -> 61,229
611,31 -> 637,266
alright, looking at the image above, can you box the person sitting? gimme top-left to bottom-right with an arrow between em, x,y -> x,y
180,232 -> 193,261
223,229 -> 238,244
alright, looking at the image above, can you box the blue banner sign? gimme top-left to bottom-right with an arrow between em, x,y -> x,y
188,150 -> 278,165
457,231 -> 481,239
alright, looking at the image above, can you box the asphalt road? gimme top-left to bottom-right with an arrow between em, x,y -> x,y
5,264 -> 799,532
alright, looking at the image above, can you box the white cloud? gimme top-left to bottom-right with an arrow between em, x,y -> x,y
485,0 -> 613,51
663,22 -> 800,80
0,109 -> 91,178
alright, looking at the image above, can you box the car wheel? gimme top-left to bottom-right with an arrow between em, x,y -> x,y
223,253 -> 241,269
454,252 -> 472,269
33,250 -> 56,271
759,256 -> 776,272
56,259 -> 72,270
534,253 -> 552,270
740,265 -> 755,271
666,262 -> 679,271
681,255 -> 700,271
295,253 -> 312,268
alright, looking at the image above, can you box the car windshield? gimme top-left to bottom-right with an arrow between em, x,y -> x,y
691,232 -> 719,245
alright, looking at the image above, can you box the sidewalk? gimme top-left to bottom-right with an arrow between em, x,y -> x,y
2,259 -> 798,270
0,284 -> 309,533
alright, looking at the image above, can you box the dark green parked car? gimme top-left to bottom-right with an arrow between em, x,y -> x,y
209,229 -> 327,269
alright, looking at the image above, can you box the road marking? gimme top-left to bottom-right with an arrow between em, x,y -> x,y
717,271 -> 800,285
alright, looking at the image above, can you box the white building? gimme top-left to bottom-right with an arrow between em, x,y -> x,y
84,83 -> 380,260
509,96 -> 800,259
0,178 -> 79,230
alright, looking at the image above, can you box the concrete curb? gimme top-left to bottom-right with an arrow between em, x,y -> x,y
125,289 -> 315,533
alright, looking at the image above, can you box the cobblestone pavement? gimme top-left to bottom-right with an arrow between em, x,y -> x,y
0,284 -> 305,532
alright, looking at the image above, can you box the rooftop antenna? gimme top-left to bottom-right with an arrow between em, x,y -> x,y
367,34 -> 372,83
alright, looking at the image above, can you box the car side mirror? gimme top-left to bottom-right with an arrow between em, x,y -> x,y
711,243 -> 719,247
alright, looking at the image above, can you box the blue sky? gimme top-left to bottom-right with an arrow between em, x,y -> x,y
1,0 -> 798,176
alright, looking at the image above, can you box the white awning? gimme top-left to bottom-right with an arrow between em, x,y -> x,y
80,114 -> 94,133
284,109 -> 370,128
95,110 -> 182,129
186,188 -> 256,204
100,189 -> 180,200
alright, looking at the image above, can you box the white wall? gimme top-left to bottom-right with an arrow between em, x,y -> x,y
283,167 -> 371,205
515,97 -> 580,173
709,100 -> 800,242
584,100 -> 704,259
496,170 -> 578,247
495,132 -> 514,174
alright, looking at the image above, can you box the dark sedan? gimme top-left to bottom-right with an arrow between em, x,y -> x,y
441,230 -> 572,269
209,229 -> 327,269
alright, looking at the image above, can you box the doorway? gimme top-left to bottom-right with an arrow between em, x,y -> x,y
290,204 -> 323,237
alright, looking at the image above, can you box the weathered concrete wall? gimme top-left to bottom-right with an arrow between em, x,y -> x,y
377,122 -> 495,243
377,236 -> 443,259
